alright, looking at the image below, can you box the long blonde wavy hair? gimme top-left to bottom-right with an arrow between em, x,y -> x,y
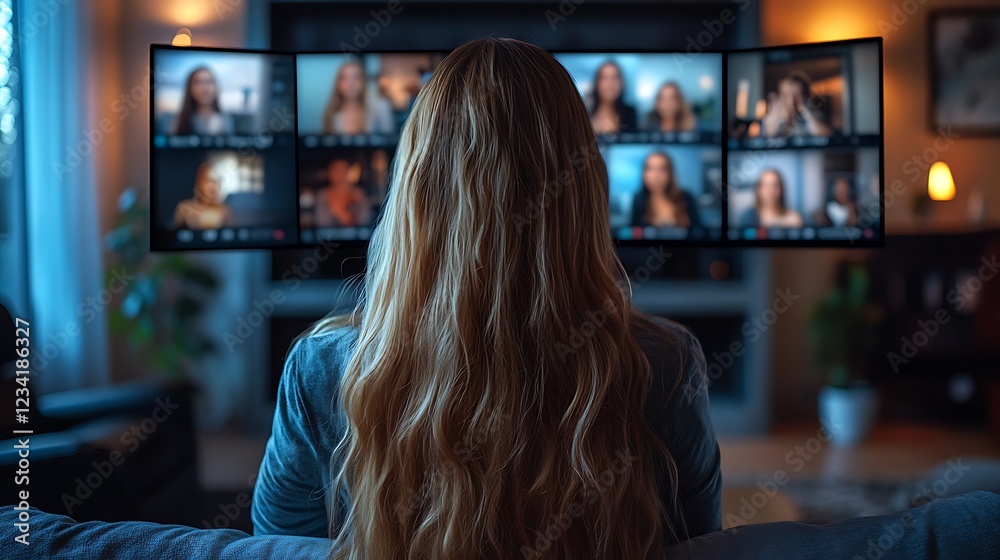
312,37 -> 684,560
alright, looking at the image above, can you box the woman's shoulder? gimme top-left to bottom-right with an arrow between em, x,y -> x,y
292,324 -> 359,359
284,325 -> 360,390
633,314 -> 702,359
632,314 -> 707,399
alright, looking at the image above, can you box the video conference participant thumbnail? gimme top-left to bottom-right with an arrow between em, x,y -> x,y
298,147 -> 392,243
726,146 -> 881,242
152,49 -> 296,140
554,53 -> 722,138
606,144 -> 722,240
296,52 -> 446,138
151,150 -> 299,249
727,40 -> 881,142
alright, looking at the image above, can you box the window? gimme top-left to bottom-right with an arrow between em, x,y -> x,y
0,0 -> 26,315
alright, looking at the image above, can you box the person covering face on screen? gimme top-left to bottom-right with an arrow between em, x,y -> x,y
589,61 -> 638,134
646,82 -> 697,132
323,60 -> 394,135
631,152 -> 698,228
761,72 -> 831,138
173,162 -> 233,230
173,66 -> 235,136
740,169 -> 803,228
376,54 -> 436,130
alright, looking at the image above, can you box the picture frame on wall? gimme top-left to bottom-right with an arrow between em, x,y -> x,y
929,8 -> 1000,136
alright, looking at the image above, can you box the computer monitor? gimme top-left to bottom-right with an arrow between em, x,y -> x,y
554,52 -> 724,244
150,45 -> 299,250
724,38 -> 884,246
148,40 -> 882,251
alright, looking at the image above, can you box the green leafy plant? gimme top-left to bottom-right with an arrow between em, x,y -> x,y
806,263 -> 882,388
104,187 -> 219,379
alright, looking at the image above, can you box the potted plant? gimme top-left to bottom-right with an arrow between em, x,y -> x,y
807,263 -> 882,445
103,188 -> 219,381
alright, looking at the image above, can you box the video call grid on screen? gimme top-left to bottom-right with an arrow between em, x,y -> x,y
149,40 -> 884,251
723,37 -> 884,247
150,45 -> 301,251
552,51 -> 725,245
294,51 -> 449,245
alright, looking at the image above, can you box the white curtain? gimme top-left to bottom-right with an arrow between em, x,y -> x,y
20,0 -> 109,391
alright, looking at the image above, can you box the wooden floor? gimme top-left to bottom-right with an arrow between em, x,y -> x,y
198,422 -> 1000,528
719,423 -> 1000,484
199,423 -> 1000,484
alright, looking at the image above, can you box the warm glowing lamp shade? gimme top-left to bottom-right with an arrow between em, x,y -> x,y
928,161 -> 956,201
172,28 -> 192,47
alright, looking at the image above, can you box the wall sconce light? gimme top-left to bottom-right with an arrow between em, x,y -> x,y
172,28 -> 192,47
928,161 -> 956,201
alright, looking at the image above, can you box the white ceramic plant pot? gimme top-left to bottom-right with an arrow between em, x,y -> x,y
818,384 -> 879,446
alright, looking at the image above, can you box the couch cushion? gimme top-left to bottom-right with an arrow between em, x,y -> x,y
3,506 -> 331,559
673,490 -> 1000,560
3,491 -> 999,559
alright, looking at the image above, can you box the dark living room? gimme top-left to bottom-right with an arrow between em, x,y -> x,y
2,0 -> 1000,558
